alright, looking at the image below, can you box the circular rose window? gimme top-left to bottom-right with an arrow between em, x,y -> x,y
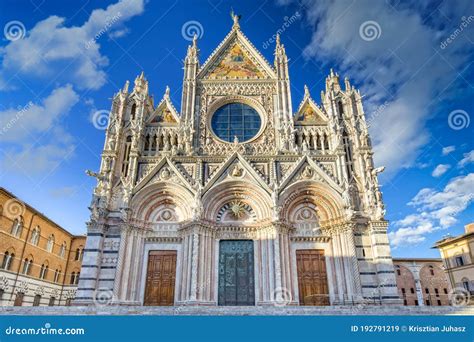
211,103 -> 262,143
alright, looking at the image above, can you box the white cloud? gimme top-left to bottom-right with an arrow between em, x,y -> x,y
458,150 -> 474,167
296,0 -> 474,178
0,84 -> 79,142
3,141 -> 76,175
432,164 -> 451,177
0,85 -> 79,175
0,0 -> 145,90
389,173 -> 474,248
442,145 -> 455,155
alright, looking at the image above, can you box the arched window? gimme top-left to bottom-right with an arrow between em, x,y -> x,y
337,100 -> 344,119
70,272 -> 76,285
429,266 -> 434,276
121,136 -> 133,177
39,262 -> 49,280
22,256 -> 33,275
54,268 -> 61,283
130,103 -> 137,120
75,246 -> 83,261
144,134 -> 150,151
342,130 -> 354,175
30,226 -> 40,245
1,251 -> 14,270
10,218 -> 23,238
59,242 -> 66,258
46,234 -> 55,253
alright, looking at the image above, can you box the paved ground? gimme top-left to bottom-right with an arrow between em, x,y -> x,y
1,305 -> 473,316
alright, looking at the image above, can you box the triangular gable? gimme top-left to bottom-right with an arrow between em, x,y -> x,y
278,155 -> 343,194
134,157 -> 195,194
294,91 -> 328,125
147,89 -> 179,125
198,29 -> 276,80
203,152 -> 272,195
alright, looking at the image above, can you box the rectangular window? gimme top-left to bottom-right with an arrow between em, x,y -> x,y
426,300 -> 430,306
455,256 -> 464,267
49,297 -> 55,306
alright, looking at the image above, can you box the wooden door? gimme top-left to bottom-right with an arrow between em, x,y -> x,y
218,240 -> 255,306
144,250 -> 177,306
296,249 -> 329,306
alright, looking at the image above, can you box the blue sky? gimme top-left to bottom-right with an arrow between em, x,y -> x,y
0,0 -> 473,258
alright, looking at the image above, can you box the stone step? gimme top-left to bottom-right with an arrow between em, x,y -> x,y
1,305 -> 473,316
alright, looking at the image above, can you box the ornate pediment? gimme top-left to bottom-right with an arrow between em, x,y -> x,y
278,156 -> 343,194
207,43 -> 264,79
198,29 -> 276,80
147,87 -> 179,125
134,157 -> 195,194
203,152 -> 271,194
294,87 -> 328,125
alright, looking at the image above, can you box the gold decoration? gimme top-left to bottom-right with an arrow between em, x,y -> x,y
208,44 -> 263,79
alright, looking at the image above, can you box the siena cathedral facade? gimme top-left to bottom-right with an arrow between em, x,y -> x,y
76,18 -> 400,307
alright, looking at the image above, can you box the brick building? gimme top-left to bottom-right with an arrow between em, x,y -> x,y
0,187 -> 85,306
393,258 -> 451,306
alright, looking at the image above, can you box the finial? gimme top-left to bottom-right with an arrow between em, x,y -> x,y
304,84 -> 309,98
139,71 -> 145,80
192,33 -> 197,48
230,9 -> 241,29
122,80 -> 129,93
276,33 -> 281,47
330,68 -> 334,77
165,85 -> 170,97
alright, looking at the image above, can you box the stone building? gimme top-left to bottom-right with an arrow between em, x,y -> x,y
434,223 -> 474,300
392,258 -> 451,306
77,16 -> 400,307
0,187 -> 85,306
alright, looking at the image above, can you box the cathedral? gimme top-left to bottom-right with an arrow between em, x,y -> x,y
76,16 -> 400,307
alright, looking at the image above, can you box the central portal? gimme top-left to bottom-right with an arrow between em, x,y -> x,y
218,240 -> 255,306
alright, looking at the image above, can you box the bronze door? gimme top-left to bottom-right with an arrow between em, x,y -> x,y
144,250 -> 177,306
296,249 -> 330,306
218,240 -> 255,306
